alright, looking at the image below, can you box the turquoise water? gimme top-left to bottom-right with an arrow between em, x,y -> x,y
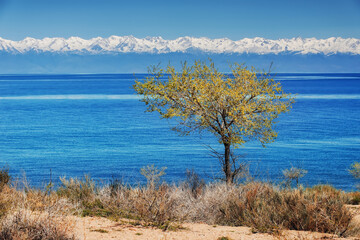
0,73 -> 359,190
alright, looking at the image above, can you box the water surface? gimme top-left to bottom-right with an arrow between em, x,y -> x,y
0,73 -> 359,190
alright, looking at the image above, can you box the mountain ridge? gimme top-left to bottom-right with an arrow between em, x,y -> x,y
0,36 -> 359,55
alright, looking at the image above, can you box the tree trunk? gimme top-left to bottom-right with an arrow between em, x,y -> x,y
224,142 -> 232,185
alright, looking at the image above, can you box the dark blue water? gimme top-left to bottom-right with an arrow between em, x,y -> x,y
0,73 -> 359,190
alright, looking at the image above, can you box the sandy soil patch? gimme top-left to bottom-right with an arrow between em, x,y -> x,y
72,216 -> 347,240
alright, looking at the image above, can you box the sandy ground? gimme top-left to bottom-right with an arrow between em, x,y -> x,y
71,205 -> 360,240
72,216 -> 349,240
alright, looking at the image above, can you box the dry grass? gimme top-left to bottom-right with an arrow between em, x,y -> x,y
54,175 -> 353,235
0,170 -> 77,240
0,210 -> 76,240
212,183 -> 351,234
0,168 -> 356,238
346,191 -> 360,205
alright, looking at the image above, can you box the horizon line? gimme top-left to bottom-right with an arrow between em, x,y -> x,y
1,35 -> 359,42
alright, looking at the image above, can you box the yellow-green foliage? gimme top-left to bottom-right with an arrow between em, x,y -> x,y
134,61 -> 294,147
349,162 -> 360,179
134,61 -> 294,184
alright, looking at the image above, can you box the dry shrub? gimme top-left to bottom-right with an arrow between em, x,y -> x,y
90,185 -> 133,220
130,184 -> 179,229
0,210 -> 75,240
213,183 -> 351,234
0,185 -> 20,219
57,176 -> 96,204
56,175 -> 180,229
184,183 -> 234,223
0,171 -> 77,240
55,176 -> 121,220
85,181 -> 352,234
183,169 -> 205,199
305,184 -> 343,197
92,183 -> 182,229
50,175 -> 353,234
23,189 -> 75,216
346,191 -> 360,205
0,168 -> 16,219
0,167 -> 11,191
56,176 -> 118,221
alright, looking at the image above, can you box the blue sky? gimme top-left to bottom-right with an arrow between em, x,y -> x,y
0,0 -> 359,40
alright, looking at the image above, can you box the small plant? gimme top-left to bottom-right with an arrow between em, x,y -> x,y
109,177 -> 124,197
57,175 -> 97,203
282,167 -> 307,188
349,162 -> 360,179
349,162 -> 360,189
133,184 -> 177,229
217,237 -> 232,240
140,164 -> 167,188
184,169 -> 205,198
82,199 -> 113,218
91,228 -> 109,233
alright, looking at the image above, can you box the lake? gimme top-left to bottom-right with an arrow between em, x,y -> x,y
0,73 -> 359,190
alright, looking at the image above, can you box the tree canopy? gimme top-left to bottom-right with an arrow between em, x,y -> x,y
134,61 -> 294,184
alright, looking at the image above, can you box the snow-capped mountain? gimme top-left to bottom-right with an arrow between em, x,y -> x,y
0,36 -> 359,55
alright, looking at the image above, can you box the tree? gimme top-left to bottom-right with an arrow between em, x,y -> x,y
282,167 -> 307,188
134,61 -> 294,184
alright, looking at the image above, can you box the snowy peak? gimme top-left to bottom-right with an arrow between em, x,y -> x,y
0,36 -> 359,55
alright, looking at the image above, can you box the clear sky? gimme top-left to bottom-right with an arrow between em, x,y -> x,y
0,0 -> 359,40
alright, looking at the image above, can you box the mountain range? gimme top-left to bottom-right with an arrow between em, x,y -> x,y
0,36 -> 359,55
0,36 -> 359,73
